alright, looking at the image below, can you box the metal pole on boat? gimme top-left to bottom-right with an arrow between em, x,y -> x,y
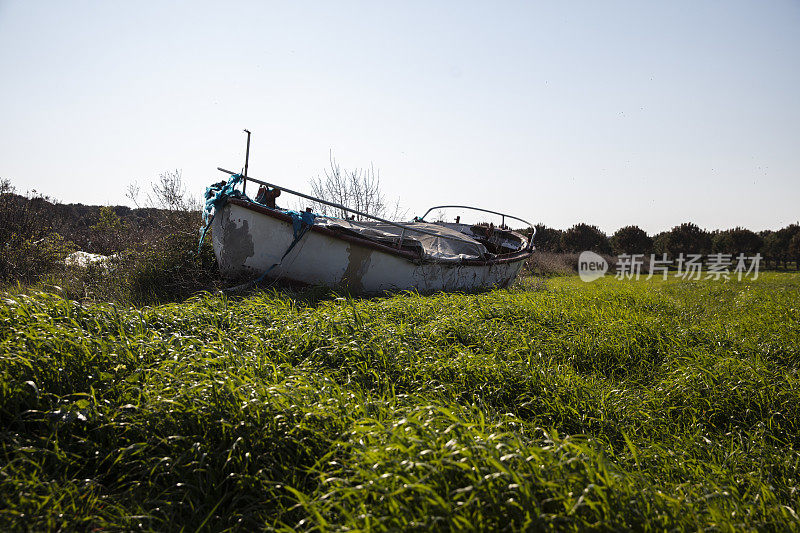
242,129 -> 251,195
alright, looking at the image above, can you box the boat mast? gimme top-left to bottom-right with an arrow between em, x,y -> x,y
242,129 -> 251,195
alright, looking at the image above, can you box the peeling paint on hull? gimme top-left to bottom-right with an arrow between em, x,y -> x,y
212,203 -> 528,293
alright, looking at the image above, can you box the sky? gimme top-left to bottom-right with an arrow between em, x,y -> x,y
0,0 -> 798,234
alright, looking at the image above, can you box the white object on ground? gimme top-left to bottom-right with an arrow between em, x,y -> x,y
65,251 -> 112,268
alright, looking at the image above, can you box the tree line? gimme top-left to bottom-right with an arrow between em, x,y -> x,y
527,222 -> 800,269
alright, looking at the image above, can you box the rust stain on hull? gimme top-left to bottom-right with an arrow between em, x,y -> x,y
341,244 -> 373,292
219,211 -> 255,277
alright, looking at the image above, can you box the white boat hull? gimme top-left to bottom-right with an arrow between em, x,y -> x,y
212,201 -> 529,293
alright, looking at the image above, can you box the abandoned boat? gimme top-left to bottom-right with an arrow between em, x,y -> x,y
201,168 -> 535,293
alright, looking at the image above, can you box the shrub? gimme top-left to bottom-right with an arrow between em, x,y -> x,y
72,200 -> 219,305
1,233 -> 75,283
89,206 -> 127,255
125,221 -> 219,305
1,174 -> 221,305
81,171 -> 221,304
0,180 -> 75,283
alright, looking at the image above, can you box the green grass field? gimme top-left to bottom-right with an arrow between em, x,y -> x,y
2,274 -> 799,531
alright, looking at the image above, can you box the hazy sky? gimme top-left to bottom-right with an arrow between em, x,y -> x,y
1,1 -> 798,234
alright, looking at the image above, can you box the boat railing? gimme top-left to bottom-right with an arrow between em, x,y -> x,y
420,205 -> 536,251
218,168 -> 496,258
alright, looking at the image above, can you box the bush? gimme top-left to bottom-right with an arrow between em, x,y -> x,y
80,171 -> 220,304
2,233 -> 76,283
125,222 -> 219,305
68,204 -> 219,305
89,206 -> 127,255
0,180 -> 75,283
1,174 -> 221,305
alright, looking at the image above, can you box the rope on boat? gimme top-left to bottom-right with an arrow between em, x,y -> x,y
198,173 -> 246,253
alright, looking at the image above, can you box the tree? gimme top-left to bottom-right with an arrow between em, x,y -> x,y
775,224 -> 800,268
126,170 -> 200,212
759,225 -> 800,269
761,231 -> 780,268
652,232 -> 669,255
711,227 -> 762,255
656,222 -> 711,256
610,225 -> 652,255
789,233 -> 800,266
561,223 -> 611,254
126,170 -> 202,247
308,154 -> 403,221
532,224 -> 563,252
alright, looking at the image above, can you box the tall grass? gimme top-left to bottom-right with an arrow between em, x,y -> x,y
1,274 -> 799,530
